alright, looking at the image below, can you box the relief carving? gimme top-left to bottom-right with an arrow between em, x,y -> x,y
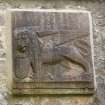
14,29 -> 41,79
12,11 -> 94,94
14,29 -> 90,80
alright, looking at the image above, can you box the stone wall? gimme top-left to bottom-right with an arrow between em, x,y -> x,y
0,0 -> 105,105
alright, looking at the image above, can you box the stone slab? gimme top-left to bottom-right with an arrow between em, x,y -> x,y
8,9 -> 95,94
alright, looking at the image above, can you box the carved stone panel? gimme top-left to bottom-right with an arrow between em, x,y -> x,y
11,10 -> 95,94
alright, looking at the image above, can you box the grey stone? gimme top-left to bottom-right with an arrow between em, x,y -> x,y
0,16 -> 4,26
0,0 -> 105,105
11,10 -> 94,95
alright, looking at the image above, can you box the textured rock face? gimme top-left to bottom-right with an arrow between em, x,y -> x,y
0,0 -> 105,105
11,10 -> 94,95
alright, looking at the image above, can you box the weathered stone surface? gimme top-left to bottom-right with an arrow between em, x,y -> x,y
11,10 -> 94,95
0,15 -> 5,25
0,0 -> 105,105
